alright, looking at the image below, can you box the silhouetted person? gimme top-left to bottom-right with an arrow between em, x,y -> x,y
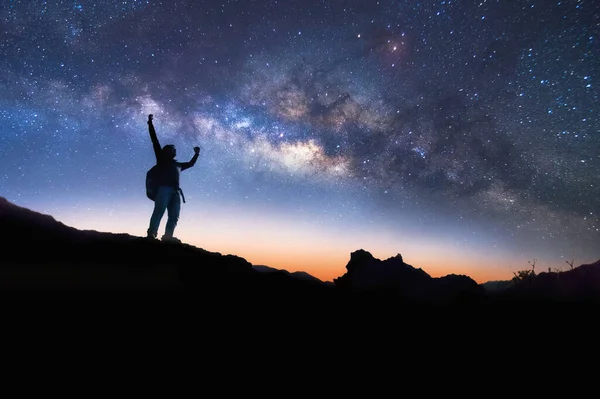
146,114 -> 200,243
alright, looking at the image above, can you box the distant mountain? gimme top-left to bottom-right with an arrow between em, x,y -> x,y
252,264 -> 333,285
481,280 -> 515,293
1,196 -> 599,306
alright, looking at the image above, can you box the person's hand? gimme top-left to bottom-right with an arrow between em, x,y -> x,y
194,146 -> 200,154
148,114 -> 153,123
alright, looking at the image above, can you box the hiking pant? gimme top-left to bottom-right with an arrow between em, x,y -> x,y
148,185 -> 181,238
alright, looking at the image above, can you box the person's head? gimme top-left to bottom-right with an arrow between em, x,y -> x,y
162,144 -> 176,159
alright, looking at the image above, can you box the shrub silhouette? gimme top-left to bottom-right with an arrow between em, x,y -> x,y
512,259 -> 536,286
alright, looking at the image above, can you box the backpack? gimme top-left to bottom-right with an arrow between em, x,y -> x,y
145,164 -> 187,203
145,165 -> 160,201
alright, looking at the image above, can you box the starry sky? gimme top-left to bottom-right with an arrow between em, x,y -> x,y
1,0 -> 598,283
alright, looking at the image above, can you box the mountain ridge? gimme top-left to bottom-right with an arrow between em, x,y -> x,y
1,196 -> 599,306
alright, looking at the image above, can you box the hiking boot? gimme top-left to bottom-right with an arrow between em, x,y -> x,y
146,229 -> 158,240
161,235 -> 181,244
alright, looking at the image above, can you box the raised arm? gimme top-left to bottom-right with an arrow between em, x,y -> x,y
180,146 -> 200,171
147,114 -> 162,162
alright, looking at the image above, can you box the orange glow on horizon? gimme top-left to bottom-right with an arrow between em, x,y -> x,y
41,199 -> 576,285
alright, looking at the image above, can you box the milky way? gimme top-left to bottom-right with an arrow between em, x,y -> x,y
1,0 -> 598,281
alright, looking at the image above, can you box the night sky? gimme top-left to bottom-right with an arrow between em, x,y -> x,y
1,0 -> 598,283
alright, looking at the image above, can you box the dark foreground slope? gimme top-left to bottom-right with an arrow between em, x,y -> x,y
0,197 -> 333,298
